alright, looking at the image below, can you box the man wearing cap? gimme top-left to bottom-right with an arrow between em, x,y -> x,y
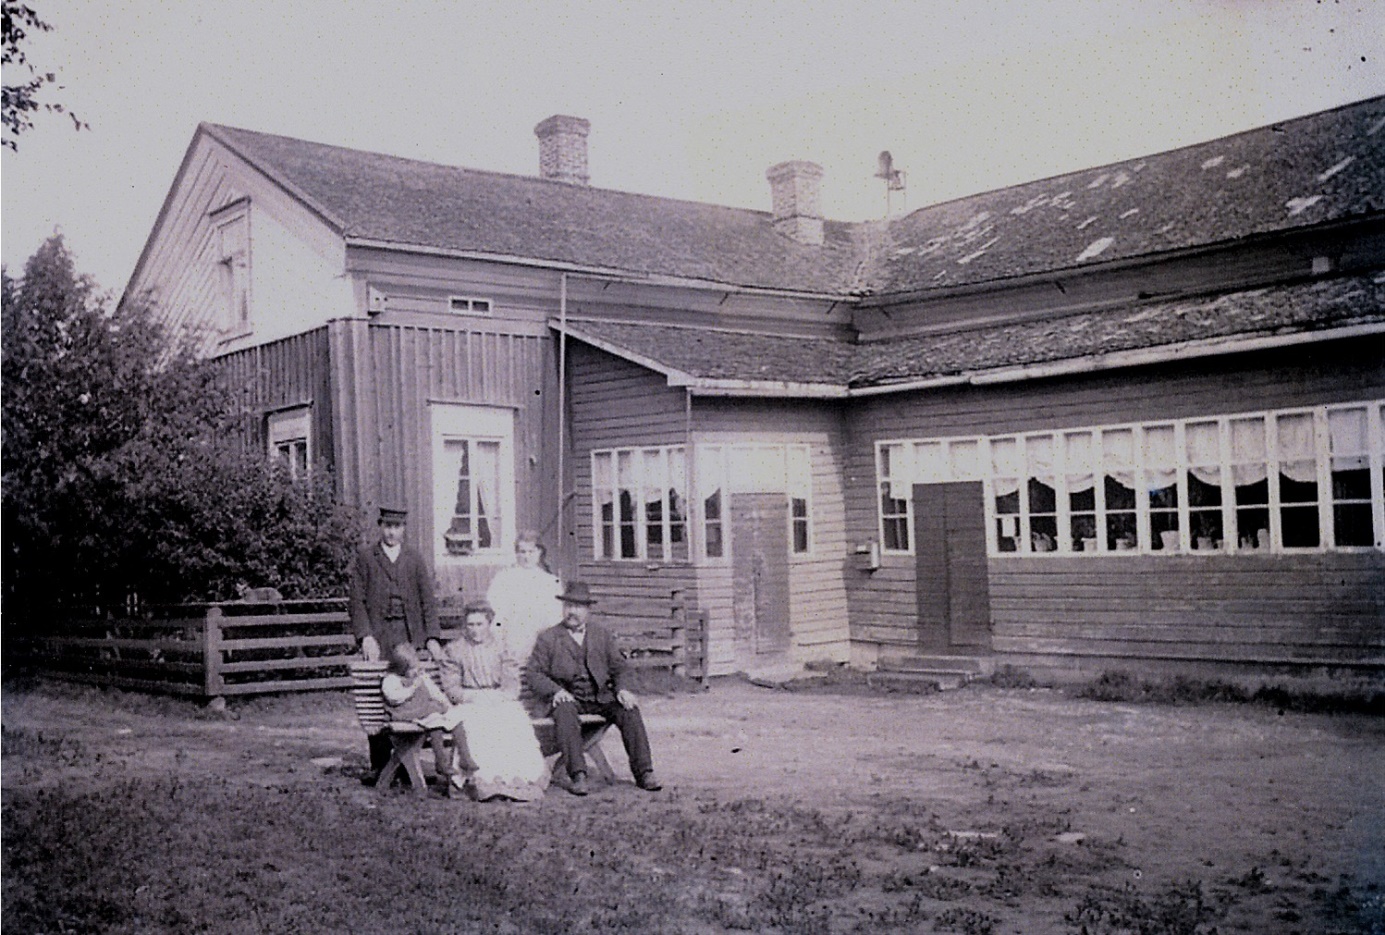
525,581 -> 662,796
350,506 -> 443,777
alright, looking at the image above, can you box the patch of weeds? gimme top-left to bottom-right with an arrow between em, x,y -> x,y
1065,879 -> 1228,935
881,868 -> 973,901
1073,669 -> 1385,714
1,725 -> 86,763
988,664 -> 1038,689
935,905 -> 999,934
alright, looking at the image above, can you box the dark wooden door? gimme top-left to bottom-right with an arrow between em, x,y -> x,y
913,482 -> 992,651
731,492 -> 791,657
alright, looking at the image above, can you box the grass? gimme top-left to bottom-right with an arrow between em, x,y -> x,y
6,772 -> 1379,934
1072,669 -> 1385,715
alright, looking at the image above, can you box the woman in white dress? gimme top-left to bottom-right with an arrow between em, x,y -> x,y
485,531 -> 561,665
438,601 -> 550,801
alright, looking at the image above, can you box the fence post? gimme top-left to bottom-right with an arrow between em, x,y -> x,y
203,605 -> 224,700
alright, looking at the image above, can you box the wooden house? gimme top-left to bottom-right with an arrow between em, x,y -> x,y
125,99 -> 1385,679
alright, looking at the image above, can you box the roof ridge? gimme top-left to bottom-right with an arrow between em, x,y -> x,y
202,121 -> 801,223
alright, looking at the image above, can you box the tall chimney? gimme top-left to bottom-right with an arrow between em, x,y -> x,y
766,160 -> 824,245
534,115 -> 590,185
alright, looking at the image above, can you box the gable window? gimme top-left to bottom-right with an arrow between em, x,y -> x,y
448,296 -> 493,315
875,400 -> 1385,557
212,204 -> 250,336
267,406 -> 311,479
592,446 -> 687,561
431,405 -> 515,564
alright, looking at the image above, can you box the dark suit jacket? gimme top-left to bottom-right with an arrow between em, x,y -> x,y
525,621 -> 629,706
348,542 -> 439,650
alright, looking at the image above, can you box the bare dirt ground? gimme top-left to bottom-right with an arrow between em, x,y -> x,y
3,675 -> 1383,933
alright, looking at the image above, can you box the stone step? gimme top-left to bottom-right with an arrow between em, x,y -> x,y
877,654 -> 986,675
866,669 -> 969,692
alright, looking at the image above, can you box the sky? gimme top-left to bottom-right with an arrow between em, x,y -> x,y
2,0 -> 1383,296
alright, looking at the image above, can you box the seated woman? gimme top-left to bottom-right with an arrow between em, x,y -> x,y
438,600 -> 550,801
380,642 -> 465,793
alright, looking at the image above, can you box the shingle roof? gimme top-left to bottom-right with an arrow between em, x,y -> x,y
849,275 -> 1385,386
204,124 -> 864,295
559,319 -> 857,387
204,96 -> 1385,298
561,276 -> 1385,392
873,98 -> 1385,293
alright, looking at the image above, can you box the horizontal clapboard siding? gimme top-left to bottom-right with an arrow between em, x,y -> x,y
843,340 -> 1385,667
566,340 -> 699,641
692,400 -> 853,671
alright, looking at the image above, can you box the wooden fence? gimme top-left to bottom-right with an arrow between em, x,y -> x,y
14,592 -> 708,700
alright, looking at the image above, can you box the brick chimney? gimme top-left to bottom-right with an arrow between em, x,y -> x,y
766,160 -> 824,245
534,115 -> 590,185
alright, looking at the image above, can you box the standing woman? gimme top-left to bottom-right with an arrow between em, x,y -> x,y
485,531 -> 560,665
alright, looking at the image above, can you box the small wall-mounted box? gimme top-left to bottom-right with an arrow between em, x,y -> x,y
852,539 -> 881,572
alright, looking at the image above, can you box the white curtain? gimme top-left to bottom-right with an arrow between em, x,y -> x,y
1185,421 -> 1221,485
1065,431 -> 1095,493
474,441 -> 500,548
991,438 -> 1021,497
1102,429 -> 1136,488
1276,413 -> 1318,484
1142,425 -> 1177,489
1230,417 -> 1268,486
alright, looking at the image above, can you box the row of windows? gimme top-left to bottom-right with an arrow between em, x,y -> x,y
592,444 -> 813,562
877,401 -> 1385,556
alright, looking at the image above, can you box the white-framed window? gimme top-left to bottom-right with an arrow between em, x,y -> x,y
448,296 -> 493,315
591,446 -> 688,561
431,405 -> 515,564
874,399 -> 1385,557
592,442 -> 813,562
212,203 -> 250,336
267,406 -> 311,479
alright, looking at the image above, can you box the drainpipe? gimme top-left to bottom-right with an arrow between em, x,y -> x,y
557,273 -> 568,573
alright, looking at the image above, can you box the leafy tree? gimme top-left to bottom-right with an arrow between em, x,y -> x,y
2,236 -> 359,622
2,1 -> 86,150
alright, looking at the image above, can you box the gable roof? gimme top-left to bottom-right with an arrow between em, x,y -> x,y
201,96 -> 1385,300
203,124 -> 865,295
873,98 -> 1385,294
558,275 -> 1385,395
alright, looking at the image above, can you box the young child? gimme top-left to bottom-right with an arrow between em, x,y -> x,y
380,642 -> 468,795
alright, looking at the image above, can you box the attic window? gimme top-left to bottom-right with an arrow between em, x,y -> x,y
449,296 -> 493,315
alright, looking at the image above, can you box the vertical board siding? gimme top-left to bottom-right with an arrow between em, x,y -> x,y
325,321 -> 557,604
844,342 -> 1385,667
214,327 -> 333,462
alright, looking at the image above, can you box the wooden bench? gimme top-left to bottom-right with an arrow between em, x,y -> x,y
347,659 -> 614,796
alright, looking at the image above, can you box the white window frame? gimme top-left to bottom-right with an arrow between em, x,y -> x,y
590,445 -> 689,562
874,399 -> 1385,558
211,201 -> 251,338
430,405 -> 515,566
448,295 -> 493,316
267,405 -> 312,480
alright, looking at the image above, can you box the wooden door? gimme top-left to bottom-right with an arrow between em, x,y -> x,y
913,482 -> 992,651
731,492 -> 791,658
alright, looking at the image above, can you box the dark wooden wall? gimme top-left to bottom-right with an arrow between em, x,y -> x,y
844,339 -> 1385,670
217,327 -> 335,469
565,340 -> 698,615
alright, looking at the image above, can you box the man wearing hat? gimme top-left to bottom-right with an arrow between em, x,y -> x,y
525,581 -> 662,796
349,506 -> 443,777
